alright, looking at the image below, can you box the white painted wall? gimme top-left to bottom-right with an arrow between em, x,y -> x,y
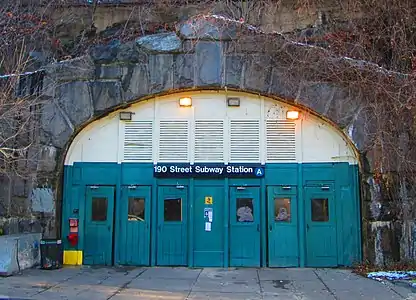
65,91 -> 357,166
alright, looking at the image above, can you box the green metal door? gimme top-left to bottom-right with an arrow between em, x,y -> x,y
305,185 -> 337,267
118,186 -> 151,265
267,186 -> 299,267
193,185 -> 224,267
229,186 -> 260,267
157,186 -> 188,266
84,186 -> 115,265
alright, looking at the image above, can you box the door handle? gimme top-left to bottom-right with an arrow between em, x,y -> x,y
307,224 -> 310,231
257,224 -> 260,232
269,225 -> 272,231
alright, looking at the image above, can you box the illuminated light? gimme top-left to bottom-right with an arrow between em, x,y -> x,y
179,97 -> 192,107
119,111 -> 133,121
286,110 -> 300,120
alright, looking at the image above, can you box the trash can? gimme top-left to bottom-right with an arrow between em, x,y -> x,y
40,239 -> 63,270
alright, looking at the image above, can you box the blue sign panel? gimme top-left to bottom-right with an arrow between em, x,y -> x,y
153,164 -> 265,178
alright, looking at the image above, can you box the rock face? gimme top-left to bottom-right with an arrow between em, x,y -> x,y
136,32 -> 182,53
27,15 -> 407,265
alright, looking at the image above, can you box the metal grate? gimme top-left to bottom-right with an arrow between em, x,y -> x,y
194,120 -> 224,162
123,121 -> 153,161
266,120 -> 296,161
158,120 -> 189,162
229,120 -> 260,162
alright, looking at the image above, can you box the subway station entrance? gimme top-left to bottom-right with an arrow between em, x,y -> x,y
61,91 -> 362,268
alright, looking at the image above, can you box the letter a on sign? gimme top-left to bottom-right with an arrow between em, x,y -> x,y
205,196 -> 213,205
255,167 -> 264,177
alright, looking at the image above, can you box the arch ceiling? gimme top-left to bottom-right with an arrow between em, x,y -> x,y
65,91 -> 358,166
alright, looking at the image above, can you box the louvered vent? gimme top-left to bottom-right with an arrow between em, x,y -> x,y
266,120 -> 296,161
158,120 -> 189,162
195,120 -> 224,162
123,121 -> 153,161
229,120 -> 260,162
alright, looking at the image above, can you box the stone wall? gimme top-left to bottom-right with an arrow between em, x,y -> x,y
47,0 -> 359,54
8,13 -> 410,265
51,0 -> 341,33
0,71 -> 56,238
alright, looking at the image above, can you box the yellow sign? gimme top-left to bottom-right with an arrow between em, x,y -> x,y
205,196 -> 213,205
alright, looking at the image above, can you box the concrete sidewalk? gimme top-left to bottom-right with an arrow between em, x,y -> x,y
0,267 -> 415,300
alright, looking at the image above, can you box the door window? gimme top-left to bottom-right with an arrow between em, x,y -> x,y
128,197 -> 145,221
164,198 -> 182,221
92,197 -> 108,221
311,198 -> 329,222
236,198 -> 254,222
274,198 -> 291,222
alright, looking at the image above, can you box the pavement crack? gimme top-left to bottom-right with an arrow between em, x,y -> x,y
185,268 -> 203,300
313,269 -> 338,300
106,268 -> 148,300
32,269 -> 85,296
256,269 -> 264,299
383,281 -> 408,299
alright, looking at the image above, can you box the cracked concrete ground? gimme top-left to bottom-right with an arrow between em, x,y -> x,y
1,267 -> 416,300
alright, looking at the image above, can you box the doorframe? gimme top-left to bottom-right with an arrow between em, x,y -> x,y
151,179 -> 189,266
228,185 -> 261,267
303,182 -> 337,267
155,184 -> 189,266
266,185 -> 299,267
227,182 -> 263,267
116,185 -> 152,266
82,185 -> 117,266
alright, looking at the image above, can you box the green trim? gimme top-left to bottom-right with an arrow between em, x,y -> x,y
151,176 -> 157,266
260,176 -> 267,267
114,163 -> 122,265
62,162 -> 361,267
189,178 -> 194,267
297,163 -> 305,267
224,178 -> 229,267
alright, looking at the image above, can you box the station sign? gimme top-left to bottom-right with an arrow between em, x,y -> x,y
153,163 -> 265,178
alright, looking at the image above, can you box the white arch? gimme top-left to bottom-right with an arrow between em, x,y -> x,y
65,91 -> 358,166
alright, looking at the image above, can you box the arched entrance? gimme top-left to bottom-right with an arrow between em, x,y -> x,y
61,90 -> 361,268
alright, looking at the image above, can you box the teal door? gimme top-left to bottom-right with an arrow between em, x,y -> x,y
267,186 -> 299,267
157,186 -> 188,266
229,186 -> 260,267
193,185 -> 224,267
118,186 -> 151,265
305,185 -> 338,267
84,186 -> 115,265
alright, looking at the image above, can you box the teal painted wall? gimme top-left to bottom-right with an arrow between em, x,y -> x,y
61,162 -> 362,267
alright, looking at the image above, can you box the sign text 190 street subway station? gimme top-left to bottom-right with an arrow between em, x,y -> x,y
153,164 -> 265,178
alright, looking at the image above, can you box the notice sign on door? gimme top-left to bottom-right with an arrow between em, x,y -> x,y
205,196 -> 213,205
204,208 -> 213,222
